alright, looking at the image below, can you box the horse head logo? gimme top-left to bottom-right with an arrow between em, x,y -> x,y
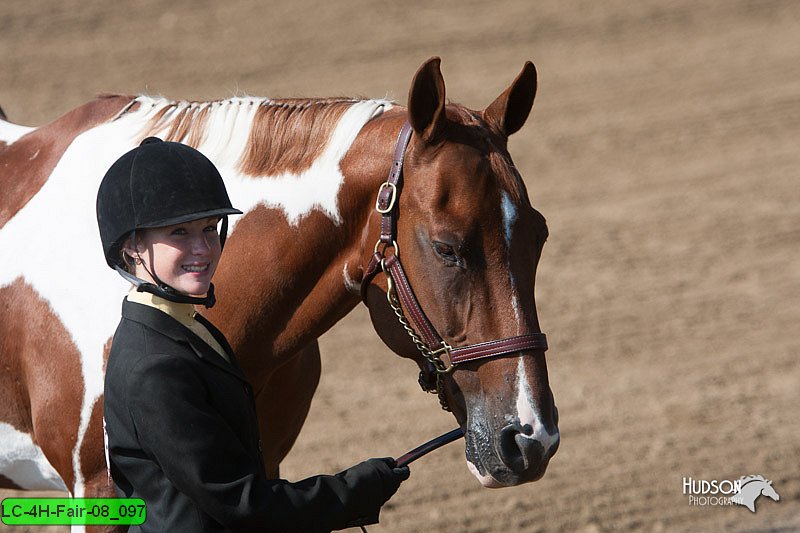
731,475 -> 780,513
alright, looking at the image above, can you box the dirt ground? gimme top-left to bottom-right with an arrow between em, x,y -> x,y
2,1 -> 799,531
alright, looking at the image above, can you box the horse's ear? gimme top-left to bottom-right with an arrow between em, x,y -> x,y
483,61 -> 537,137
408,56 -> 446,143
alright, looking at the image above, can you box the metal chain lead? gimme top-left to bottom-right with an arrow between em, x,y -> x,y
385,276 -> 452,411
385,276 -> 451,373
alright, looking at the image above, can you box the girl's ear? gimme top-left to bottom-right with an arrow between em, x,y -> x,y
121,233 -> 145,257
121,237 -> 136,257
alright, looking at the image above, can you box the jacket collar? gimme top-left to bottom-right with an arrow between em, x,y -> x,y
121,298 -> 248,382
126,289 -> 197,326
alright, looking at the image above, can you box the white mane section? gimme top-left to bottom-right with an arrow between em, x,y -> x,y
0,94 -> 391,493
131,95 -> 266,169
135,95 -> 392,226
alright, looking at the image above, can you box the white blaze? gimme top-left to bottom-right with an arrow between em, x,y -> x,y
500,191 -> 521,326
515,357 -> 559,453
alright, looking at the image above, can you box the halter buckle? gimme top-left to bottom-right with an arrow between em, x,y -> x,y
375,182 -> 398,214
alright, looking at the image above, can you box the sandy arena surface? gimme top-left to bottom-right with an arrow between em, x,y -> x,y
1,1 -> 798,531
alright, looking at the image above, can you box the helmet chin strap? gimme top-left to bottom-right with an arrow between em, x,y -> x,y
115,265 -> 217,308
119,228 -> 216,308
116,216 -> 230,309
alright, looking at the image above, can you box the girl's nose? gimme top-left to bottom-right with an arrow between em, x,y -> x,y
191,233 -> 212,254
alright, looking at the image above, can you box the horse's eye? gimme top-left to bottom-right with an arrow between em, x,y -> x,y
432,241 -> 464,267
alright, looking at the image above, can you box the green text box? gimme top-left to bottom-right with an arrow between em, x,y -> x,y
1,498 -> 146,526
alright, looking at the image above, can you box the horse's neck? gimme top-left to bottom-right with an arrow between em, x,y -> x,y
205,110 -> 405,371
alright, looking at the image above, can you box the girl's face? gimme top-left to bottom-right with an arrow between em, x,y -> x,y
125,217 -> 222,297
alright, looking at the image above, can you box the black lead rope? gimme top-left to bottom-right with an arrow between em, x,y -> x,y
358,428 -> 465,532
395,427 -> 464,468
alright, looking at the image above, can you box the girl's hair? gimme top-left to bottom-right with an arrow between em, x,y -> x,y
120,250 -> 137,274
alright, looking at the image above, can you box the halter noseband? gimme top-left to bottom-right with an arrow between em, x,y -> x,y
360,121 -> 549,410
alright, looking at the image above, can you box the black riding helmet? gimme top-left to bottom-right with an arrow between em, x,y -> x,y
97,137 -> 242,307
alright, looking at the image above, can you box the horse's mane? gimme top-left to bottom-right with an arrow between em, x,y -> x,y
127,95 -> 391,177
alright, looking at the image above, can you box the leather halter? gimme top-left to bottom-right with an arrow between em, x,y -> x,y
360,121 -> 549,406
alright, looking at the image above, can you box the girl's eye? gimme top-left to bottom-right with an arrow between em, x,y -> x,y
204,225 -> 218,233
171,228 -> 187,236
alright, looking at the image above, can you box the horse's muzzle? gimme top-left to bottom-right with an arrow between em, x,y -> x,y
498,421 -> 559,479
465,416 -> 559,487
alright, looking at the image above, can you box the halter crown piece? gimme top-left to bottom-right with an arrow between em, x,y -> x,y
361,122 -> 550,410
96,137 -> 242,308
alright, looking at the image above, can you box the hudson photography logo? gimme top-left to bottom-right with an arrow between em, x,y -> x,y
683,475 -> 781,512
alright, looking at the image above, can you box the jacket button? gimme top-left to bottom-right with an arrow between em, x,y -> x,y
257,439 -> 263,452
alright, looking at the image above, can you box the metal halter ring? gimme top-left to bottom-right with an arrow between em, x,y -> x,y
374,239 -> 399,258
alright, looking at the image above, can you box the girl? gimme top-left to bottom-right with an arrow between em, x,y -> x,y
97,138 -> 409,532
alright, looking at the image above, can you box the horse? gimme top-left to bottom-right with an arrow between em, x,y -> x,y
731,475 -> 780,512
0,57 -> 559,508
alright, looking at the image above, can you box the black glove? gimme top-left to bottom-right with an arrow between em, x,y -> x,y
335,457 -> 411,529
362,457 -> 410,504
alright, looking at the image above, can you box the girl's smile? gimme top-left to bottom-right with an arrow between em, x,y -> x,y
124,217 -> 222,297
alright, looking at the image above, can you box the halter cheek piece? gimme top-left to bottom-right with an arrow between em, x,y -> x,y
360,122 -> 549,411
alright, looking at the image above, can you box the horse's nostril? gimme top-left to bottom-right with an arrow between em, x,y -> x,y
497,423 -> 544,473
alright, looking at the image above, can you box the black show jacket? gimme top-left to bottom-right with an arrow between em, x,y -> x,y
104,298 -> 385,532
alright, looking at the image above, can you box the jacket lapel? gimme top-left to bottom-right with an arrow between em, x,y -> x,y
122,299 -> 249,383
194,312 -> 249,377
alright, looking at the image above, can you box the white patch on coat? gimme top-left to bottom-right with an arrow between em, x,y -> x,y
0,117 -> 140,496
0,119 -> 34,144
342,262 -> 361,294
0,423 -> 68,491
0,95 -> 390,495
515,358 -> 559,454
220,99 -> 391,228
